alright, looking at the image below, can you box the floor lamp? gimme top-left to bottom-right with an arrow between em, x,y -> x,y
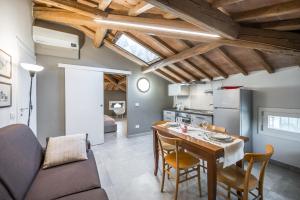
21,63 -> 44,126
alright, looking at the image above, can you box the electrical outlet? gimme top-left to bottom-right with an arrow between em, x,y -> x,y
10,112 -> 15,120
135,124 -> 140,129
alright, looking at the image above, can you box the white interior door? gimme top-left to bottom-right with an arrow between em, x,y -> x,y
65,68 -> 104,145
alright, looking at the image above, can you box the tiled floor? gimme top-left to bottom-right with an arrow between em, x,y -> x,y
92,127 -> 300,200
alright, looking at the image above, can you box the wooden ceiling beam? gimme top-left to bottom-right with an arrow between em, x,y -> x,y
160,39 -> 215,80
33,10 -> 219,43
98,0 -> 112,11
125,33 -> 190,82
148,36 -> 212,80
212,0 -> 244,8
144,0 -> 240,39
154,70 -> 179,83
34,0 -> 107,18
104,74 -> 126,91
251,50 -> 274,73
77,0 -> 97,7
70,24 -> 95,39
180,60 -> 212,80
163,13 -> 177,19
169,63 -> 199,81
34,9 -> 300,56
128,1 -> 154,16
167,65 -> 194,81
196,55 -> 228,78
232,27 -> 300,56
142,42 -> 221,73
160,68 -> 187,82
260,18 -> 300,31
94,27 -> 107,47
215,47 -> 248,75
118,77 -> 127,85
133,34 -> 200,80
233,1 -> 300,22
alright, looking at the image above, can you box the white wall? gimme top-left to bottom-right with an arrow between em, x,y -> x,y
36,37 -> 172,145
174,66 -> 300,167
0,0 -> 37,133
174,84 -> 213,110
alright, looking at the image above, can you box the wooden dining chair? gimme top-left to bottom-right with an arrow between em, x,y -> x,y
207,124 -> 227,133
157,132 -> 202,200
198,124 -> 227,173
217,144 -> 274,200
153,121 -> 176,155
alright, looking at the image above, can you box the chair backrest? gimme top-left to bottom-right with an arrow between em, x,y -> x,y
113,107 -> 125,115
156,132 -> 182,167
243,144 -> 274,194
153,120 -> 169,126
0,124 -> 43,200
207,124 -> 226,133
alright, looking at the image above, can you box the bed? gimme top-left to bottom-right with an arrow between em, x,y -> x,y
104,115 -> 117,133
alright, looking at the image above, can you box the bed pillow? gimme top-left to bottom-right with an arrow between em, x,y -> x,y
42,134 -> 88,169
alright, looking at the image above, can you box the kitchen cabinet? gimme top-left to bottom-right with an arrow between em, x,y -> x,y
191,114 -> 213,126
168,84 -> 189,96
163,110 -> 176,121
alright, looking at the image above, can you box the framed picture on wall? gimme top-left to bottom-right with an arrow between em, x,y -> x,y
0,49 -> 12,79
0,82 -> 12,108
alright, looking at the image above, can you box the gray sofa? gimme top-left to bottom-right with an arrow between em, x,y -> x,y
0,124 -> 108,200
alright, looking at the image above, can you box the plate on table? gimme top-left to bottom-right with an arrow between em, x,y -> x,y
210,134 -> 233,143
165,122 -> 179,127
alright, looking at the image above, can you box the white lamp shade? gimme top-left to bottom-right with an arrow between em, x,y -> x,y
137,78 -> 150,93
21,63 -> 44,72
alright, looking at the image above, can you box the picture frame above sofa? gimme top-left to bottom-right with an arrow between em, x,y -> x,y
0,49 -> 12,79
0,82 -> 12,108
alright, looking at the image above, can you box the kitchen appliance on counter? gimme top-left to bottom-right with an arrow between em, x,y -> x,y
163,108 -> 213,125
176,112 -> 192,124
213,88 -> 252,152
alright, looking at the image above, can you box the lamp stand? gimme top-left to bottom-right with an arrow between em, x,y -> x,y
27,71 -> 35,126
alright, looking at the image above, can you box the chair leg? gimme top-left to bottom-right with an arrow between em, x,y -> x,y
185,169 -> 188,179
201,160 -> 206,173
197,165 -> 202,197
259,187 -> 264,200
174,167 -> 180,200
161,162 -> 166,192
167,164 -> 170,179
227,186 -> 231,200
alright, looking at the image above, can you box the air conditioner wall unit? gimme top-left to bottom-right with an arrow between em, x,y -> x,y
33,26 -> 79,59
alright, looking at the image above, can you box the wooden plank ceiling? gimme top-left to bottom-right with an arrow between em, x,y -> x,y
33,0 -> 300,83
104,74 -> 126,92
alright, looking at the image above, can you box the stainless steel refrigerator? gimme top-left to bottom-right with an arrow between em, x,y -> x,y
213,88 -> 252,152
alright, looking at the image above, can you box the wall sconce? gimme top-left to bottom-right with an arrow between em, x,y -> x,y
137,77 -> 150,93
20,63 -> 44,126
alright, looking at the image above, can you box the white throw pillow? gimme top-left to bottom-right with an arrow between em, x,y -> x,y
42,134 -> 88,169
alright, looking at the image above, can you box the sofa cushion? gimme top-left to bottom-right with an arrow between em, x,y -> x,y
43,134 -> 88,169
56,188 -> 109,200
0,124 -> 43,200
0,182 -> 13,200
25,150 -> 101,200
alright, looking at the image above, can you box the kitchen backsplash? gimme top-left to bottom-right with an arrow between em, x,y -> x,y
173,83 -> 214,111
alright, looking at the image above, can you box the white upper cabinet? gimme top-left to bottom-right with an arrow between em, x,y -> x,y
168,84 -> 190,96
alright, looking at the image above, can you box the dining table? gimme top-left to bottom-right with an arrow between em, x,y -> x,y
152,124 -> 249,200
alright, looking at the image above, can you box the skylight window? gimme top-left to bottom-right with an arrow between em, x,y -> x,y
115,34 -> 160,64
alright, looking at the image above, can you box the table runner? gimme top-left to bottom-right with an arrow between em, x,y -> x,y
165,126 -> 244,168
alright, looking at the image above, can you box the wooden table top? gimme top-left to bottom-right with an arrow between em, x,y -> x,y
152,125 -> 249,156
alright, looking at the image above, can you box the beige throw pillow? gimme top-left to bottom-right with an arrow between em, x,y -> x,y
43,134 -> 88,169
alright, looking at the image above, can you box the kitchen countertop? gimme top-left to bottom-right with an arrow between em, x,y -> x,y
163,108 -> 213,116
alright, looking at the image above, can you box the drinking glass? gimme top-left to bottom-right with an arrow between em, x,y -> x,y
201,121 -> 209,131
